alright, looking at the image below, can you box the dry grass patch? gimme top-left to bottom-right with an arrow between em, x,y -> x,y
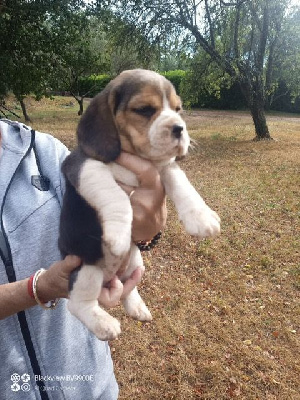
7,98 -> 300,399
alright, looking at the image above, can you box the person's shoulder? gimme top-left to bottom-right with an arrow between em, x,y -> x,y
0,119 -> 21,130
34,128 -> 70,159
0,119 -> 35,136
35,129 -> 65,148
0,119 -> 70,162
0,119 -> 33,151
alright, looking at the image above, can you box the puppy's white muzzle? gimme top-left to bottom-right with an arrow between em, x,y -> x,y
148,109 -> 190,160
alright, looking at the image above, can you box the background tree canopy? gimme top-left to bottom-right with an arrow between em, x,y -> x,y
98,0 -> 300,139
0,0 -> 299,139
0,0 -> 87,120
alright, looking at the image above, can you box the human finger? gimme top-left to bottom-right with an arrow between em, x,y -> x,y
60,255 -> 82,273
98,277 -> 123,308
121,267 -> 143,299
117,182 -> 136,196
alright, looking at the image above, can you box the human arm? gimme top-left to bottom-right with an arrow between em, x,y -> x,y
39,256 -> 143,309
0,256 -> 143,319
0,255 -> 81,320
116,152 -> 167,242
0,279 -> 37,320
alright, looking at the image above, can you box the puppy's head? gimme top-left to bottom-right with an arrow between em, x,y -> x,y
77,69 -> 190,163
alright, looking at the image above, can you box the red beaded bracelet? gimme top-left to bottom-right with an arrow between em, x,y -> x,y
27,274 -> 35,299
27,269 -> 59,310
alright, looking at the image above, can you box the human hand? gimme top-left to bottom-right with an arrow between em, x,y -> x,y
37,256 -> 143,308
98,267 -> 143,308
37,255 -> 82,302
116,152 -> 167,242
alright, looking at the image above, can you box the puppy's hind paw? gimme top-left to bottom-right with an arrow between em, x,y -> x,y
127,301 -> 153,322
93,314 -> 121,341
68,300 -> 121,341
122,288 -> 152,322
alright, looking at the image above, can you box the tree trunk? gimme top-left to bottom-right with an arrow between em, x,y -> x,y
77,97 -> 84,116
71,92 -> 84,116
249,103 -> 272,141
16,95 -> 31,122
239,74 -> 272,141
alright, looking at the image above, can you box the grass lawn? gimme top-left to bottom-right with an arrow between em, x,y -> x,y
6,96 -> 300,399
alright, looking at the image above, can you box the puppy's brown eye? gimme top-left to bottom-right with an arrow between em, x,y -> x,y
133,106 -> 156,118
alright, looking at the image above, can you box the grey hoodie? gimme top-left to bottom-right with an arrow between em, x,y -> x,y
0,120 -> 118,400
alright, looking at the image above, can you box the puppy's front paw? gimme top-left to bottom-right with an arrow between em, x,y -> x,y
103,226 -> 131,257
181,206 -> 220,238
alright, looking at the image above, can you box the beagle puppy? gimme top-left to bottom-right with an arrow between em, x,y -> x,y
59,69 -> 220,341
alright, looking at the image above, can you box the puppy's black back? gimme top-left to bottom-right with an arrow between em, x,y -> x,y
58,178 -> 103,265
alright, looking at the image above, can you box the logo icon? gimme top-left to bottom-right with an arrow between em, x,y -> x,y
11,382 -> 20,392
21,373 -> 30,383
11,373 -> 20,383
21,383 -> 31,392
10,372 -> 31,392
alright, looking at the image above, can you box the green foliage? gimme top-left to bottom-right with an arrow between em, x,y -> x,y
109,0 -> 300,138
179,50 -> 234,108
72,68 -> 299,113
98,12 -> 160,74
270,7 -> 300,103
2,0 -> 299,121
271,81 -> 300,113
74,70 -> 187,98
77,74 -> 112,97
160,70 -> 186,94
0,0 -> 87,118
53,15 -> 110,99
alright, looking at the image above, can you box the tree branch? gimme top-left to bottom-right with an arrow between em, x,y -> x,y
257,1 -> 269,71
205,0 -> 215,49
233,2 -> 242,59
178,16 -> 236,76
0,100 -> 21,118
174,0 -> 194,26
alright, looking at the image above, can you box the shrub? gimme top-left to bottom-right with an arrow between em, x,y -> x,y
77,70 -> 187,98
160,70 -> 186,95
78,74 -> 112,97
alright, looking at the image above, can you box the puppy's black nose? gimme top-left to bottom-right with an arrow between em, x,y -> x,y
172,124 -> 184,139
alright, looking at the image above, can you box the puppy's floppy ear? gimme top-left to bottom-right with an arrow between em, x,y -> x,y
77,85 -> 121,163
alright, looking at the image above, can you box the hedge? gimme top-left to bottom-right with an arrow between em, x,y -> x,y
160,70 -> 186,94
76,70 -> 187,98
78,74 -> 111,98
68,71 -> 299,113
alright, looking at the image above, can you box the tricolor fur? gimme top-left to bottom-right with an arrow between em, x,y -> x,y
59,69 -> 220,340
